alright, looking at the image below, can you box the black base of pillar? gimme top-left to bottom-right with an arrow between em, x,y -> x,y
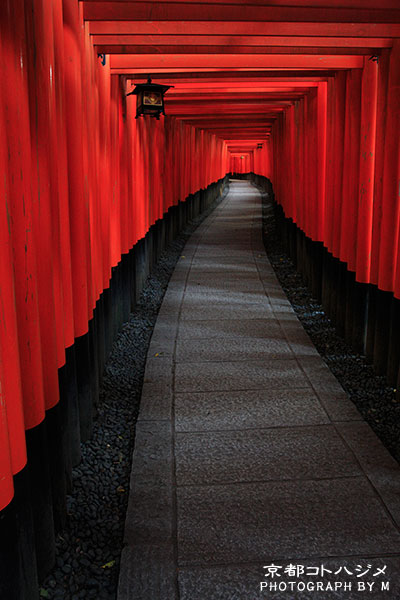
387,297 -> 400,386
0,469 -> 39,600
25,422 -> 55,581
373,289 -> 394,375
351,281 -> 368,354
75,332 -> 93,442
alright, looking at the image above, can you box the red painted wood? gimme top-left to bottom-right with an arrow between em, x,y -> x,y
369,50 -> 390,287
110,53 -> 364,70
91,35 -> 393,49
63,15 -> 90,337
355,56 -> 378,284
83,2 -> 400,24
0,28 -> 26,510
380,40 -> 400,294
89,21 -> 400,38
1,0 -> 46,430
339,68 -> 362,272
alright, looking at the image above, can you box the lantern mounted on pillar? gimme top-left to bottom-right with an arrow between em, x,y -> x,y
126,76 -> 173,119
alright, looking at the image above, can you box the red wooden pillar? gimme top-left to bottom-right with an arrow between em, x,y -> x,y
356,57 -> 378,285
331,71 -> 346,260
53,0 -> 75,350
25,0 -> 63,408
2,0 -> 46,431
316,82 -> 327,243
379,40 -> 400,293
0,67 -> 26,511
63,5 -> 89,340
370,49 -> 390,287
340,68 -> 362,272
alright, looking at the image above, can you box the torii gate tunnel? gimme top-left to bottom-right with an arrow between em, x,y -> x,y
1,0 -> 400,597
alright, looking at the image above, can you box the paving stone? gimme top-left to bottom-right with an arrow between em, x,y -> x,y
177,478 -> 400,565
191,256 -> 257,269
316,390 -> 363,422
194,249 -> 254,260
124,479 -> 173,545
180,295 -> 273,321
177,318 -> 281,340
130,421 -> 172,483
185,277 -> 264,294
175,389 -> 329,432
175,359 -> 311,393
183,287 -> 269,303
175,332 -> 292,361
175,425 -> 361,485
150,319 -> 178,340
147,333 -> 175,358
336,421 -> 400,527
143,357 -> 173,386
125,422 -> 173,545
298,356 -> 347,395
188,264 -> 258,276
137,383 -> 173,421
118,544 -> 176,600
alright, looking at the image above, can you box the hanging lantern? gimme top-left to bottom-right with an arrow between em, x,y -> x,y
126,76 -> 172,120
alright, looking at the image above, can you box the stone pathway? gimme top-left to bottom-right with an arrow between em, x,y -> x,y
118,181 -> 400,599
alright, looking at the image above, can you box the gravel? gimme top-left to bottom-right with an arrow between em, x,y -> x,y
40,189 -> 227,600
261,189 -> 400,464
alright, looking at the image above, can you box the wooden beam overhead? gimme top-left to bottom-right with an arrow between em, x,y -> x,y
88,20 -> 400,38
91,35 -> 393,49
97,45 -> 377,55
83,3 -> 400,24
83,0 -> 400,7
110,54 -> 364,69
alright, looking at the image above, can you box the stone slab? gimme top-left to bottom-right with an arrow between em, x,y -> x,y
177,478 -> 400,565
336,421 -> 400,527
137,382 -> 173,421
298,356 -> 348,395
125,422 -> 173,545
180,296 -> 273,321
130,421 -> 172,484
177,318 -> 282,340
174,389 -> 330,432
118,544 -> 176,600
316,390 -> 363,423
175,335 -> 292,362
143,357 -> 173,387
175,359 -> 312,393
186,277 -> 265,295
175,425 -> 361,485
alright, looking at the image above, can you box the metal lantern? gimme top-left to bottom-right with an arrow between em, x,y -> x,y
127,76 -> 172,120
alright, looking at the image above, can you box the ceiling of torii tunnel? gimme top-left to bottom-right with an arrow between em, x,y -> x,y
82,0 -> 400,159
